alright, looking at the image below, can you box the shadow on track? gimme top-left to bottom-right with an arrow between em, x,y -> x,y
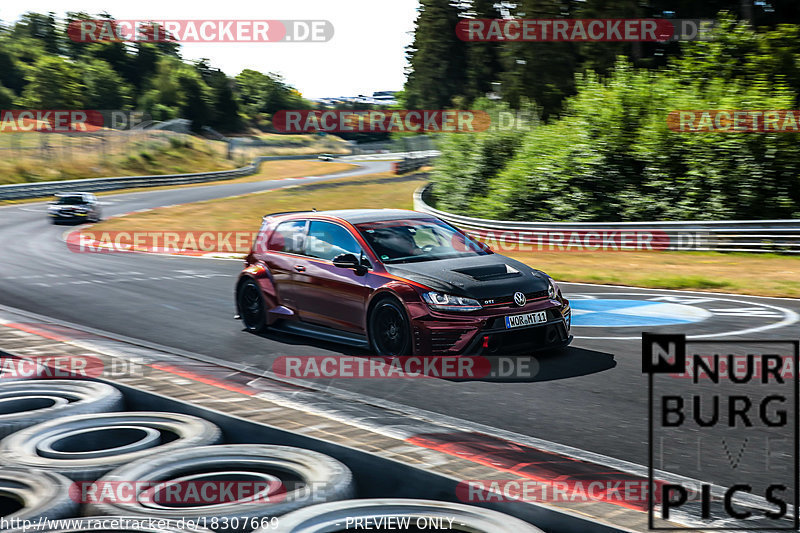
248,328 -> 616,384
447,346 -> 617,384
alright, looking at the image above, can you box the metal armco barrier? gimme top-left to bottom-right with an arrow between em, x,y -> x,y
414,184 -> 800,253
0,155 -> 322,202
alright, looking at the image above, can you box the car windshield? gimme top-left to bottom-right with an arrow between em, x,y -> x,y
355,218 -> 490,264
56,196 -> 86,205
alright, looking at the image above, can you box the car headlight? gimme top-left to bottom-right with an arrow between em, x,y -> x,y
547,277 -> 558,299
422,291 -> 482,312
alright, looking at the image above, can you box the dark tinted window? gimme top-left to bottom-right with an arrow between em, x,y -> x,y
305,221 -> 362,261
268,220 -> 306,254
356,218 -> 490,264
56,195 -> 87,205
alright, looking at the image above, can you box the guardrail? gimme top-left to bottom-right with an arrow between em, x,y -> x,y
414,183 -> 800,253
0,155 -> 327,202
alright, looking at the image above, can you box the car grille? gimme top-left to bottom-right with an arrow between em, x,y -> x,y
430,329 -> 470,352
483,290 -> 549,307
490,322 -> 568,353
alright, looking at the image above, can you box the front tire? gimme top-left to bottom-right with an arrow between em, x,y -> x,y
368,298 -> 411,356
238,278 -> 268,333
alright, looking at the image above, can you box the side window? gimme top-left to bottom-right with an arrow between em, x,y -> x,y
268,220 -> 307,254
304,221 -> 362,261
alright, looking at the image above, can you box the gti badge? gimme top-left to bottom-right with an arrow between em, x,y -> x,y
513,292 -> 526,307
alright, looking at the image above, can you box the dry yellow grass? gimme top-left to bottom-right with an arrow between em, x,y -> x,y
90,172 -> 427,233
89,175 -> 800,298
0,135 -> 236,185
0,160 -> 357,205
503,250 -> 800,298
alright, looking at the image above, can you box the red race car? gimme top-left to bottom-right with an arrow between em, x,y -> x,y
235,209 -> 571,356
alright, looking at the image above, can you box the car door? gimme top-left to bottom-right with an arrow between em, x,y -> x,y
293,220 -> 372,333
261,219 -> 308,314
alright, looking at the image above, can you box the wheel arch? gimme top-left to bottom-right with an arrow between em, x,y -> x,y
235,263 -> 275,315
364,283 -> 417,352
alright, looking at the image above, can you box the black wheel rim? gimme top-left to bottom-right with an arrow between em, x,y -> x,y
240,282 -> 264,328
374,305 -> 407,356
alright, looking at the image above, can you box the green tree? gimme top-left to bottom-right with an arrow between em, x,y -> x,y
80,58 -> 133,109
21,55 -> 85,108
235,69 -> 309,129
500,0 -> 577,119
404,0 -> 467,108
195,59 -> 242,132
463,0 -> 503,103
0,83 -> 13,109
11,12 -> 59,54
175,67 -> 213,132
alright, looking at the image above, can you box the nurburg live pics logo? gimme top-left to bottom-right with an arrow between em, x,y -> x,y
642,333 -> 799,529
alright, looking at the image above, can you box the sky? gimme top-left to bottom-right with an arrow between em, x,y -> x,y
0,0 -> 420,99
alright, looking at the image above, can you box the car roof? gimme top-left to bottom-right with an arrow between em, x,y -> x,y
271,209 -> 436,224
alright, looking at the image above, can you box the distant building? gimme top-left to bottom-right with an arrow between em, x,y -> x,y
313,91 -> 399,107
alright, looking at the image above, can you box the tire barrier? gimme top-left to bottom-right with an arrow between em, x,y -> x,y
86,444 -> 355,532
0,468 -> 77,530
0,372 -> 556,532
5,516 -> 212,532
0,381 -> 123,438
266,498 -> 546,533
0,412 -> 221,481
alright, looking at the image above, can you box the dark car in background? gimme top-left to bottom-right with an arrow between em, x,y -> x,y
236,209 -> 571,356
48,193 -> 102,224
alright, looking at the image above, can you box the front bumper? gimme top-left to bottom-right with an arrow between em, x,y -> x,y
50,211 -> 88,220
409,299 -> 572,356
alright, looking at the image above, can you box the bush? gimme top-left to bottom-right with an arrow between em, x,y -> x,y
436,16 -> 800,221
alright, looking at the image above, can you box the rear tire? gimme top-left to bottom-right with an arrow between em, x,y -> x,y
368,298 -> 411,356
237,278 -> 268,333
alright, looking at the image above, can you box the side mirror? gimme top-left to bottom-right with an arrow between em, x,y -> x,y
332,253 -> 360,269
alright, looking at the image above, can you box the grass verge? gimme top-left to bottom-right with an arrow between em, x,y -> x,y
89,176 -> 800,298
0,134 -> 238,185
89,172 -> 427,233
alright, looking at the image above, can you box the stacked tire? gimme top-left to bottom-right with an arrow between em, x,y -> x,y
0,381 -> 122,438
0,379 -> 544,532
265,499 -> 546,533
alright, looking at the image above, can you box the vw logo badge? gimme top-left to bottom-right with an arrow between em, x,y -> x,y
513,292 -> 526,306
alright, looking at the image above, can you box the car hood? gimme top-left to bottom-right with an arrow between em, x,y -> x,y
384,254 -> 550,300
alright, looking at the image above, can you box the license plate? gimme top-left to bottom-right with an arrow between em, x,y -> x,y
505,311 -> 547,329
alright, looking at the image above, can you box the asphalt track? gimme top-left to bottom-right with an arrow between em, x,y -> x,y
0,160 -> 798,499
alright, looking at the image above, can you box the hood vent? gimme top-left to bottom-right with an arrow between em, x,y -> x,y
452,263 -> 522,281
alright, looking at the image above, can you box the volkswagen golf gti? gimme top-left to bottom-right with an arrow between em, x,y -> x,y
235,209 -> 571,356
